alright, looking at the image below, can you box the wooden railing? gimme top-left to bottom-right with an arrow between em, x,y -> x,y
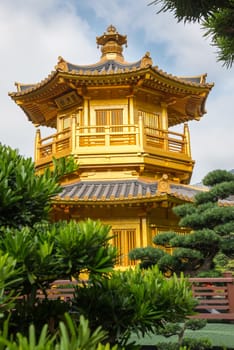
189,272 -> 234,320
76,125 -> 138,148
35,120 -> 191,164
36,129 -> 71,161
33,273 -> 234,320
145,126 -> 185,153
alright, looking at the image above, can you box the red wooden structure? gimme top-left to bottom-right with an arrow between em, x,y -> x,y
36,272 -> 234,320
189,272 -> 234,320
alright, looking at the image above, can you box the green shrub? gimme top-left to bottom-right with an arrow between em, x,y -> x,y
0,314 -> 121,350
72,266 -> 196,347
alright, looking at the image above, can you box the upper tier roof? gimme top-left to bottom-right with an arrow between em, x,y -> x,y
11,53 -> 211,96
9,25 -> 213,126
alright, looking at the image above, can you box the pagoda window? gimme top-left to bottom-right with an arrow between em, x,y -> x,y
96,109 -> 123,132
112,228 -> 136,266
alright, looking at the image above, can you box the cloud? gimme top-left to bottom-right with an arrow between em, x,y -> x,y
0,0 -> 97,157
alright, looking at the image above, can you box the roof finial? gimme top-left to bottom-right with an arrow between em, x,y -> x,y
107,24 -> 117,33
96,25 -> 127,62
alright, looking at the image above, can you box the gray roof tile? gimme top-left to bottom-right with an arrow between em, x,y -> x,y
54,179 -> 234,206
56,179 -> 203,203
67,59 -> 142,73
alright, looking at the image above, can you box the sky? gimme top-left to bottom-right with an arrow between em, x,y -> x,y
1,0 -> 233,184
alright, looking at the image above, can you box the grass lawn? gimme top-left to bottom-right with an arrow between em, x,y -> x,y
130,323 -> 234,349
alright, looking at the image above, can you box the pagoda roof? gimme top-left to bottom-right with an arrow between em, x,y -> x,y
9,25 -> 213,127
10,56 -> 212,98
52,178 -> 203,205
52,178 -> 234,207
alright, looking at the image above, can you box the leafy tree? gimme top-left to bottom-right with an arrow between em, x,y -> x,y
130,170 -> 234,276
0,144 -> 197,348
156,319 -> 212,350
0,144 -> 78,228
0,219 -> 117,293
150,0 -> 234,68
0,144 -> 118,334
0,219 -> 117,333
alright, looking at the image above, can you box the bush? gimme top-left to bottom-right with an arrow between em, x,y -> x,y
72,266 -> 196,347
0,314 -> 121,350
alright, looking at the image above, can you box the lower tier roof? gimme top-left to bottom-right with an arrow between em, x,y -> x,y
53,179 -> 204,205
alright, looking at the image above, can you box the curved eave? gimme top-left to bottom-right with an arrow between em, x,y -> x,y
8,62 -> 213,126
52,191 -> 234,207
9,60 -> 213,99
51,192 -> 194,207
140,69 -> 213,114
9,70 -> 58,98
151,66 -> 213,90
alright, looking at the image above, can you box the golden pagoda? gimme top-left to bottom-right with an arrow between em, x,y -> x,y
9,25 -> 214,266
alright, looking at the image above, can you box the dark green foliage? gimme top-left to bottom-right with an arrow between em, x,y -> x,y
170,170 -> 234,274
54,219 -> 117,277
203,7 -> 234,68
149,0 -> 232,22
0,253 -> 23,317
203,169 -> 234,186
72,266 -> 196,347
0,313 -> 120,350
0,144 -> 197,348
129,169 -> 234,276
0,218 -> 117,334
10,299 -> 70,336
149,0 -> 234,67
153,231 -> 177,246
0,219 -> 117,297
0,144 -> 78,228
51,156 -> 78,181
128,246 -> 164,268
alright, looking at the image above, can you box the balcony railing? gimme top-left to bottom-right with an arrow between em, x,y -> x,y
35,118 -> 191,166
35,129 -> 71,163
76,125 -> 138,148
144,126 -> 186,153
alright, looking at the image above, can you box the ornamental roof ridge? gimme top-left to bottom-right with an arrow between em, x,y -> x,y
56,56 -> 143,74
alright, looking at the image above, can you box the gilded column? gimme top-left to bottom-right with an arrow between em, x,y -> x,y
161,102 -> 168,151
184,123 -> 191,157
83,97 -> 90,127
141,217 -> 148,247
34,128 -> 41,163
138,115 -> 146,151
161,102 -> 168,130
71,114 -> 77,153
128,96 -> 135,125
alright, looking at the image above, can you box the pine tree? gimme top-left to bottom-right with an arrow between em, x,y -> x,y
129,169 -> 234,276
150,0 -> 234,68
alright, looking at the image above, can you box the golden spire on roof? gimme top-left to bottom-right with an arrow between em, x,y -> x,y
96,25 -> 127,62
